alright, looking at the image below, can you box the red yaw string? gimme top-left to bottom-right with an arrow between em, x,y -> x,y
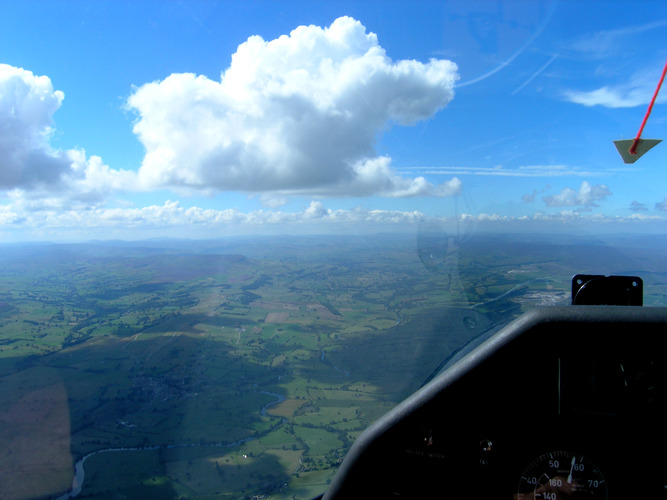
630,57 -> 667,155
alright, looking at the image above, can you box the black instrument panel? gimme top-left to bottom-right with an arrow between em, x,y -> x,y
322,306 -> 667,499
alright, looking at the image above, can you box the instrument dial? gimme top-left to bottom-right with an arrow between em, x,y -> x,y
517,450 -> 607,499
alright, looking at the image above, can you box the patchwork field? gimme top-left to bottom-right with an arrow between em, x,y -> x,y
1,233 -> 665,499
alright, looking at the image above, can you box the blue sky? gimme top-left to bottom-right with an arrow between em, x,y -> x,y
1,0 -> 667,240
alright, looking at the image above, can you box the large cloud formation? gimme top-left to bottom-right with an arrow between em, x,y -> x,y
0,64 -> 65,189
128,16 -> 460,197
0,64 -> 132,206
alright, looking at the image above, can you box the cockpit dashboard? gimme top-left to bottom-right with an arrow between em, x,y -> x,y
322,306 -> 667,499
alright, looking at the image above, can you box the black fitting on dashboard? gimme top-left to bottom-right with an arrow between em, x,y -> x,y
571,274 -> 643,306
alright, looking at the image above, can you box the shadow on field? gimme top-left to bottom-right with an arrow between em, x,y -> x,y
324,306 -> 493,400
0,329 -> 292,500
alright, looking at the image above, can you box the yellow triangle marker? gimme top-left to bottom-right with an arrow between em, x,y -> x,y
613,138 -> 662,164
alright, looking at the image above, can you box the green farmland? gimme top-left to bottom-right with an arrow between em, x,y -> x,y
1,233 -> 664,499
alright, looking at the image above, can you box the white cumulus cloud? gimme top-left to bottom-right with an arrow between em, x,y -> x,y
127,16 -> 460,198
542,181 -> 611,207
563,85 -> 658,108
0,64 -> 66,189
563,66 -> 667,108
655,197 -> 667,211
0,64 -> 134,204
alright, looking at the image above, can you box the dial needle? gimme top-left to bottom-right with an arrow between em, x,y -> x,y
567,456 -> 576,484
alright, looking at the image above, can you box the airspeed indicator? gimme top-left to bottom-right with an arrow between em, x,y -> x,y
516,450 -> 607,499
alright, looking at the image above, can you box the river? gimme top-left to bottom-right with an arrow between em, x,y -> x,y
54,390 -> 286,499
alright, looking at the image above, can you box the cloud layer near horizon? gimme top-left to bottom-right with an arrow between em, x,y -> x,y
127,16 -> 461,198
